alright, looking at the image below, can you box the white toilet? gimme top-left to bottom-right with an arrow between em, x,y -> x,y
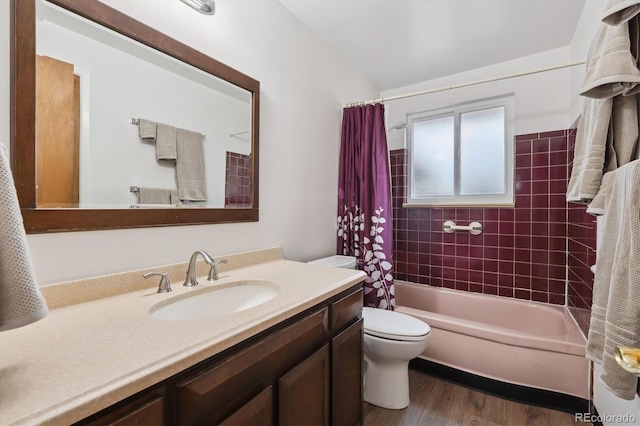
308,255 -> 431,410
362,307 -> 430,409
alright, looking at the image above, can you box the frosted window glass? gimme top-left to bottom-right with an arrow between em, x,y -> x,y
411,115 -> 454,197
460,107 -> 505,195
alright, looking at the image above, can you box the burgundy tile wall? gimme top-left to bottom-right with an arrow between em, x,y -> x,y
225,152 -> 251,208
566,128 -> 597,335
391,129 -> 579,306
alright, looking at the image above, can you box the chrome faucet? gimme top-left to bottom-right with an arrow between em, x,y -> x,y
183,250 -> 228,286
207,258 -> 228,281
183,250 -> 215,287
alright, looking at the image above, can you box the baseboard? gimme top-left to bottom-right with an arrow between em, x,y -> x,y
409,358 -> 589,414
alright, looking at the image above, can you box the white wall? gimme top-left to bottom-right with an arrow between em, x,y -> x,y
569,0 -> 608,123
382,47 -> 573,150
38,18 -> 251,206
0,0 -> 378,284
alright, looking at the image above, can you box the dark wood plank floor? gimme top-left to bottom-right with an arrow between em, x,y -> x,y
364,370 -> 590,426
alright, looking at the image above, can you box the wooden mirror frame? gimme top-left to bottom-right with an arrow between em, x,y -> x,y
10,0 -> 259,233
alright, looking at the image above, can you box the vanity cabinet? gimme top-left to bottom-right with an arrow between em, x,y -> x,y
75,284 -> 363,426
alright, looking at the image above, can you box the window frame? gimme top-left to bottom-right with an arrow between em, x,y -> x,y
405,95 -> 515,207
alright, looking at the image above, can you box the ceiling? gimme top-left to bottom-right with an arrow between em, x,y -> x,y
280,0 -> 587,92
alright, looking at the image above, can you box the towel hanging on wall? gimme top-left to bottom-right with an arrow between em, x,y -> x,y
586,159 -> 640,400
602,0 -> 640,26
0,145 -> 48,332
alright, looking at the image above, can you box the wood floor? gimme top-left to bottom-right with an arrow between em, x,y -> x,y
363,370 -> 590,426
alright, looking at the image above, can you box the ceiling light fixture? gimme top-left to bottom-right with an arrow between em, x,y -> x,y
180,0 -> 215,15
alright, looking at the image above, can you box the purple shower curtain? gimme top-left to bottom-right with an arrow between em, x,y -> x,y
337,103 -> 395,310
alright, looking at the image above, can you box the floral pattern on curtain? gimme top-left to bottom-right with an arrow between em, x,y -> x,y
337,103 -> 395,310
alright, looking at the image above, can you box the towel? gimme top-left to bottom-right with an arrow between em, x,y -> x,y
155,123 -> 177,161
567,97 -> 613,202
175,128 -> 207,202
606,93 -> 639,172
136,119 -> 177,161
586,160 -> 640,400
580,21 -> 640,99
586,170 -> 614,215
602,0 -> 640,26
138,118 -> 156,139
0,145 -> 48,332
137,187 -> 176,204
624,16 -> 640,96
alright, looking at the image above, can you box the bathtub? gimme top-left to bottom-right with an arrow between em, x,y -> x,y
395,281 -> 589,399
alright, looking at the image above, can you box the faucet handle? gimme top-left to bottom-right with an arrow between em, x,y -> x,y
207,259 -> 228,281
144,272 -> 172,293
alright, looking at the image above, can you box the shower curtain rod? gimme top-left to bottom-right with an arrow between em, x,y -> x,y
345,60 -> 587,107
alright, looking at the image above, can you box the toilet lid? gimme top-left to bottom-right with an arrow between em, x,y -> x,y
362,307 -> 431,342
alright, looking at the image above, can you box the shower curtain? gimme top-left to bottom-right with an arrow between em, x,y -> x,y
337,103 -> 395,310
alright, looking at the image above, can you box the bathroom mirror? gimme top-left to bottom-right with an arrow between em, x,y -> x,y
10,0 -> 260,233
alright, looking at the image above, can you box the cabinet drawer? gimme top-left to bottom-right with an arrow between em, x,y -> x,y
330,287 -> 363,332
173,307 -> 329,425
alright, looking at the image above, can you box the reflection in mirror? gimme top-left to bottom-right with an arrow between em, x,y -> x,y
35,0 -> 252,209
11,0 -> 259,233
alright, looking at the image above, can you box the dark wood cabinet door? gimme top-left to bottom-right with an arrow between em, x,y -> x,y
220,386 -> 273,426
331,318 -> 363,426
278,344 -> 330,426
80,392 -> 164,426
173,308 -> 327,425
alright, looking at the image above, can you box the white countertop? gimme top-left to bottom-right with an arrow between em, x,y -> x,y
0,248 -> 365,425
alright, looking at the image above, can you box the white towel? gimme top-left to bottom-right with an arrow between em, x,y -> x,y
586,159 -> 640,400
586,170 -> 614,215
580,21 -> 640,99
137,187 -> 176,204
0,145 -> 48,332
136,119 -> 177,161
567,97 -> 613,202
176,129 -> 207,202
138,118 -> 156,139
155,123 -> 177,161
606,93 -> 639,173
603,0 -> 640,26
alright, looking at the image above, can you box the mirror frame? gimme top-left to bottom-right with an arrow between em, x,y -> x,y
10,0 -> 260,233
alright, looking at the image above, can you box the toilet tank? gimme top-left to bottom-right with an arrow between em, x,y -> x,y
308,255 -> 357,269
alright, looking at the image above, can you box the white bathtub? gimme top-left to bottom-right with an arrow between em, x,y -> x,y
395,281 -> 589,399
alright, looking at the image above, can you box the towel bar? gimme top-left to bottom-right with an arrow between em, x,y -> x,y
130,186 -> 140,193
443,221 -> 483,235
131,118 -> 206,139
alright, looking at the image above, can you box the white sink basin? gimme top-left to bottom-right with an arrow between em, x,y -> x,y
149,280 -> 280,320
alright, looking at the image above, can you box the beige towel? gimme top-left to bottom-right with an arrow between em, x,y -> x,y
586,160 -> 640,400
624,16 -> 640,96
603,0 -> 640,26
137,119 -> 177,161
138,118 -> 156,139
567,97 -> 613,202
155,123 -> 177,161
606,94 -> 639,172
580,21 -> 640,99
0,145 -> 48,332
586,171 -> 614,215
137,187 -> 176,204
176,129 -> 207,202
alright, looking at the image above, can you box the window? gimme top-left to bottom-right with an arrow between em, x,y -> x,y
406,96 -> 514,207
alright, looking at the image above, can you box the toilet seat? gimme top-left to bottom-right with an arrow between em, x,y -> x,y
363,307 -> 430,342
